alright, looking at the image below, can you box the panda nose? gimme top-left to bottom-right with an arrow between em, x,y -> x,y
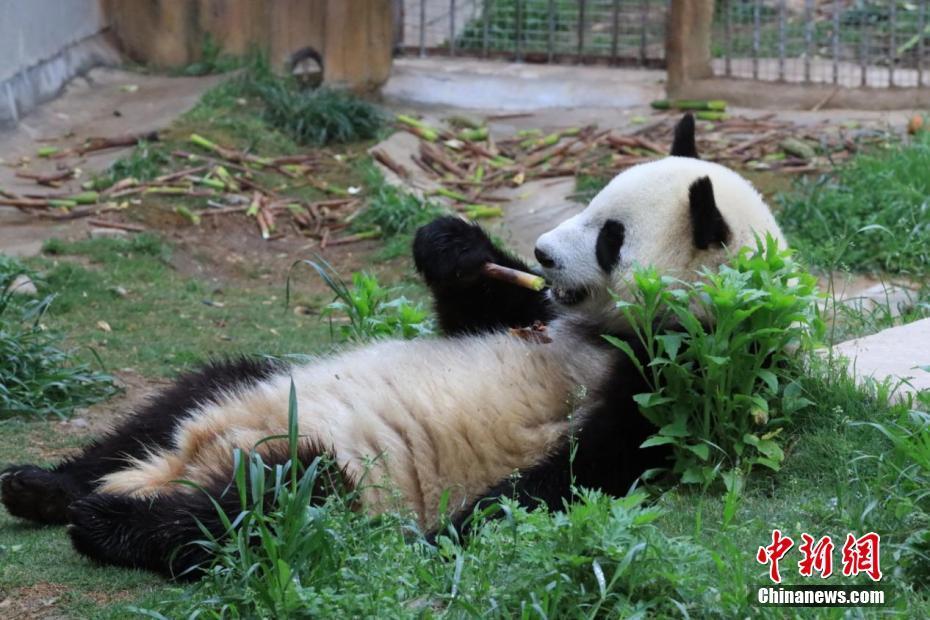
534,246 -> 558,269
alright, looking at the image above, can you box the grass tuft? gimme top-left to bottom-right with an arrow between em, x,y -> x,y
0,256 -> 117,419
255,82 -> 385,147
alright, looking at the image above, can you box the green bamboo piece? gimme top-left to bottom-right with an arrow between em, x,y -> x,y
175,206 -> 201,225
465,205 -> 503,219
651,99 -> 728,111
433,187 -> 470,202
396,114 -> 439,141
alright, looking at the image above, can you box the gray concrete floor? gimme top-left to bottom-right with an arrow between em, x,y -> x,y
0,68 -> 221,256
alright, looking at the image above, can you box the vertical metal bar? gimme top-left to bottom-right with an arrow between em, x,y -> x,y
419,0 -> 427,58
516,0 -> 523,62
577,0 -> 587,61
449,0 -> 457,56
889,1 -> 897,87
640,0 -> 649,66
752,0 -> 761,80
804,0 -> 813,83
610,0 -> 620,65
548,0 -> 556,63
832,0 -> 840,85
778,0 -> 786,81
725,0 -> 732,77
919,0 -> 927,87
482,0 -> 491,58
860,27 -> 868,87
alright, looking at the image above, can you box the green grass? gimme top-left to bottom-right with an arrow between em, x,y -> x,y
177,33 -> 242,77
37,234 -> 341,377
256,82 -> 386,147
135,358 -> 930,618
0,418 -> 161,617
0,256 -> 117,419
778,132 -> 930,278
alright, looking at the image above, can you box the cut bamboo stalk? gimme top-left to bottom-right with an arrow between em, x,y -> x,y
482,263 -> 547,291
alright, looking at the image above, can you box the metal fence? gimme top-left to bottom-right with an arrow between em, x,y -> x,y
713,0 -> 929,88
400,0 -> 669,66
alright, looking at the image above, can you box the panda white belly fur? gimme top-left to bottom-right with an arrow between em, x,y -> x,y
97,320 -> 611,528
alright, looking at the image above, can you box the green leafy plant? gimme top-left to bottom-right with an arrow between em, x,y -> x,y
0,257 -> 117,418
291,258 -> 433,342
608,234 -> 824,484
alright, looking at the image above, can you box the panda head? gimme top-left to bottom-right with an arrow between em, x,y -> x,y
534,113 -> 786,324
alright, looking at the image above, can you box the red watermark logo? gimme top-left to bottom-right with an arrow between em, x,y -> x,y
757,531 -> 882,584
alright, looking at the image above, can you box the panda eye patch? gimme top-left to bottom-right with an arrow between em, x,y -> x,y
595,219 -> 625,273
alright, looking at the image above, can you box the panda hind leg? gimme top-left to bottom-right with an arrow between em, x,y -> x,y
1,356 -> 284,526
67,440 -> 351,579
0,465 -> 86,525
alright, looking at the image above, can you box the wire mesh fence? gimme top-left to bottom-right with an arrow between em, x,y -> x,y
400,0 -> 670,66
712,0 -> 929,88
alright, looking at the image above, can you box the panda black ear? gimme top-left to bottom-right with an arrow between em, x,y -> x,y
689,176 -> 730,250
670,113 -> 699,159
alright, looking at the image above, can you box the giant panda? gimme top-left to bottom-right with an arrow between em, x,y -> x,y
0,114 -> 785,578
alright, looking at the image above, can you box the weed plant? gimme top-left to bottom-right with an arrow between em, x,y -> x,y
292,258 -> 433,342
179,34 -> 242,77
609,235 -> 823,484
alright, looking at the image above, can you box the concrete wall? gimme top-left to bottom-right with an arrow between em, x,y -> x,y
0,0 -> 117,126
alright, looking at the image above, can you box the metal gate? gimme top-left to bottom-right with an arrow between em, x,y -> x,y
400,0 -> 670,66
713,0 -> 929,88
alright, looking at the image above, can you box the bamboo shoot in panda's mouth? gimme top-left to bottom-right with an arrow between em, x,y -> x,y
481,263 -> 547,291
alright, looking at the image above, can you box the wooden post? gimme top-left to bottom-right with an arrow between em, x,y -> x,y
665,0 -> 715,97
104,0 -> 394,93
322,0 -> 394,93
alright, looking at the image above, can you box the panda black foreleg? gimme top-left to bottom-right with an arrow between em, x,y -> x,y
413,216 -> 555,335
1,356 -> 283,525
430,448 -> 574,543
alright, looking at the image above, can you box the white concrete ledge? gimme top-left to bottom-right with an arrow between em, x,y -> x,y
0,33 -> 121,127
833,318 -> 930,399
384,57 -> 664,111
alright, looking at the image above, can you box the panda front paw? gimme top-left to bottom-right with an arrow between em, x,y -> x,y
413,216 -> 498,287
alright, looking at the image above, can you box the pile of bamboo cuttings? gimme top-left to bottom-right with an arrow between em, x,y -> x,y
387,113 -> 892,209
2,132 -> 364,245
625,113 -> 891,175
